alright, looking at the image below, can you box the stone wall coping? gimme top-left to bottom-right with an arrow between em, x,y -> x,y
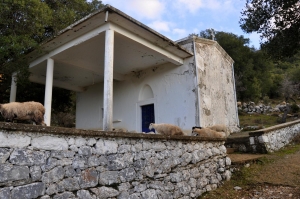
0,122 -> 226,142
249,119 -> 300,136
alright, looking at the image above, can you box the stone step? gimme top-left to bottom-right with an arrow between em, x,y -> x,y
228,153 -> 266,165
226,148 -> 236,154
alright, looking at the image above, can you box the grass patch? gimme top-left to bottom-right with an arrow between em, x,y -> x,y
275,143 -> 300,157
239,113 -> 279,128
239,112 -> 299,129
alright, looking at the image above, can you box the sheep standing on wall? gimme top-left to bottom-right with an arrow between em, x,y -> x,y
149,123 -> 184,136
0,101 -> 46,126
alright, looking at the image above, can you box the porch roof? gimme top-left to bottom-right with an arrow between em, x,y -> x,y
27,4 -> 193,92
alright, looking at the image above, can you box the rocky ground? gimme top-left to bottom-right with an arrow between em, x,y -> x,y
200,143 -> 300,199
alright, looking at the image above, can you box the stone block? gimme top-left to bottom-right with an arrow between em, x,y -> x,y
141,189 -> 157,199
77,190 -> 94,199
117,191 -> 130,199
107,154 -> 127,170
31,136 -> 68,151
118,145 -> 131,153
72,156 -> 88,169
41,157 -> 58,172
0,164 -> 29,183
87,138 -> 97,146
74,137 -> 86,147
133,183 -> 147,192
249,137 -> 255,145
52,192 -> 75,199
152,141 -> 166,151
119,167 -> 136,182
30,166 -> 42,181
170,172 -> 182,183
95,140 -> 118,154
42,166 -> 65,184
78,146 -> 92,156
0,132 -> 31,148
99,171 -> 120,185
45,184 -> 59,195
0,187 -> 11,199
177,181 -> 191,195
90,187 -> 119,199
0,148 -> 12,163
59,178 -> 80,191
51,151 -> 75,159
118,182 -> 131,192
142,141 -> 152,150
11,182 -> 45,199
181,152 -> 192,165
10,149 -> 46,166
87,155 -> 101,167
40,196 -> 51,199
79,168 -> 98,188
128,193 -> 141,199
258,135 -> 269,143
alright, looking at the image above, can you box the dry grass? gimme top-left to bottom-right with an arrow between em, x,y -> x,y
199,143 -> 300,199
239,112 -> 299,129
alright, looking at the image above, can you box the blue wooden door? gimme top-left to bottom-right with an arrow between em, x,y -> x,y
141,104 -> 155,133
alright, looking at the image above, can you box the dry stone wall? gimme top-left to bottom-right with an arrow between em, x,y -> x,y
226,120 -> 300,153
248,120 -> 300,153
0,123 -> 231,199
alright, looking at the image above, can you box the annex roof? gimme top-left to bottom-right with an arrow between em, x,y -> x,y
28,4 -> 193,92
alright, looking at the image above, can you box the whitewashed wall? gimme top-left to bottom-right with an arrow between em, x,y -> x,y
76,59 -> 198,133
76,37 -> 239,133
184,38 -> 238,131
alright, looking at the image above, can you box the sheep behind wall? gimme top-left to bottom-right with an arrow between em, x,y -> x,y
206,124 -> 230,137
149,123 -> 184,135
192,127 -> 226,138
0,101 -> 46,126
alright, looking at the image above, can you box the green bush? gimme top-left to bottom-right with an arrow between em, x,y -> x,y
263,96 -> 270,105
290,103 -> 300,113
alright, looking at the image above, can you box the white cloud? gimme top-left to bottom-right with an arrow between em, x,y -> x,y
148,20 -> 171,32
172,28 -> 188,39
204,0 -> 221,10
192,28 -> 200,34
177,0 -> 203,14
128,0 -> 165,20
102,0 -> 165,20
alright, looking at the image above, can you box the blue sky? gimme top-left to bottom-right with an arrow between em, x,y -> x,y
101,0 -> 261,49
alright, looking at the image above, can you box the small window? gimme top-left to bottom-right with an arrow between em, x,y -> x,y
139,84 -> 154,101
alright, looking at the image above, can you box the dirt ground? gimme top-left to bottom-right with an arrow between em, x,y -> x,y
200,144 -> 300,199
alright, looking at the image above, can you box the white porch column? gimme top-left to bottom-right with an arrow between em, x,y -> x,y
103,29 -> 114,131
9,72 -> 17,102
44,58 -> 54,126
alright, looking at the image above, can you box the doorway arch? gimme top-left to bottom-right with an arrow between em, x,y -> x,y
137,84 -> 155,132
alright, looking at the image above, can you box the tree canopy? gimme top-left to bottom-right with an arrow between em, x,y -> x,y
0,0 -> 103,107
240,0 -> 300,60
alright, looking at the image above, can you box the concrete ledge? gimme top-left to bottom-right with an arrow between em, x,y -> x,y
249,119 -> 300,135
0,122 -> 226,142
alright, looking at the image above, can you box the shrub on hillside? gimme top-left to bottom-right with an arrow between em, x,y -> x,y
290,103 -> 300,113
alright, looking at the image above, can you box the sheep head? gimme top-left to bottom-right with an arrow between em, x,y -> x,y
149,123 -> 154,130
